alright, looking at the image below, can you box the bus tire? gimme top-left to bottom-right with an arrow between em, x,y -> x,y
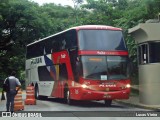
104,100 -> 112,107
35,85 -> 47,100
35,85 -> 39,99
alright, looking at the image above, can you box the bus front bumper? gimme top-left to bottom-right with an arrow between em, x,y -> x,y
73,88 -> 130,100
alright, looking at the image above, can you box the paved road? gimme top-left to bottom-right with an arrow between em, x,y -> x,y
0,92 -> 159,120
0,96 -> 151,112
0,91 -> 150,112
20,98 -> 150,111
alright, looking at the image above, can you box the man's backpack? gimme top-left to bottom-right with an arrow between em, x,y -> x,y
3,78 -> 10,92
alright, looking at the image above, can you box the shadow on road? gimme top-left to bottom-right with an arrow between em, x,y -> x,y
39,97 -> 127,109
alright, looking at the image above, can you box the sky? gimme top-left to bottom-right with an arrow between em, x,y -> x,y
31,0 -> 77,7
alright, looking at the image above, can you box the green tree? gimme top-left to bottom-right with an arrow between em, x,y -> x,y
0,0 -> 44,79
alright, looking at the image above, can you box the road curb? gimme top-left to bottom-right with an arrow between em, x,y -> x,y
115,100 -> 160,111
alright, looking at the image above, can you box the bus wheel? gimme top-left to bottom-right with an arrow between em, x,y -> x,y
35,85 -> 39,99
104,100 -> 112,107
35,85 -> 47,100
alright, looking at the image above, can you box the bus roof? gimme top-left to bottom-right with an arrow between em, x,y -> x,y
27,25 -> 122,46
73,25 -> 122,31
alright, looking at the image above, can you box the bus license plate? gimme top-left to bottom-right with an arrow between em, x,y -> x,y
106,88 -> 109,91
103,94 -> 111,98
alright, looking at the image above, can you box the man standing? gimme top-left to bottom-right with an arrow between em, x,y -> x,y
3,71 -> 21,113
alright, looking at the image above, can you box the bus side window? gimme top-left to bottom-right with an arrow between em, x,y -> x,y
52,39 -> 60,52
61,39 -> 66,50
59,63 -> 68,81
65,30 -> 77,49
71,30 -> 77,47
65,34 -> 71,49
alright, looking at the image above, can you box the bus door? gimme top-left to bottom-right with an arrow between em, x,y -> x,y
52,50 -> 72,98
58,63 -> 68,98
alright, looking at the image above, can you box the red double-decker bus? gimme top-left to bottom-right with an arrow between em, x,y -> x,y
26,25 -> 131,106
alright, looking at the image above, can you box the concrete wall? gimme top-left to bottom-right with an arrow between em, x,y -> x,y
139,64 -> 160,105
129,22 -> 160,105
128,23 -> 160,44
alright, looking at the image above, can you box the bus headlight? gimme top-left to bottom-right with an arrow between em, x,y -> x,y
126,84 -> 131,88
81,84 -> 88,89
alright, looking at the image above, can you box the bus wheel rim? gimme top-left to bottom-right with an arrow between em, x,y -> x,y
36,87 -> 39,98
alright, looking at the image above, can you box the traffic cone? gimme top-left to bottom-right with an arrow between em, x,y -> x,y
14,88 -> 24,111
25,85 -> 36,105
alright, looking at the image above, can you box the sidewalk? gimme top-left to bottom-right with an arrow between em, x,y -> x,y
115,85 -> 160,111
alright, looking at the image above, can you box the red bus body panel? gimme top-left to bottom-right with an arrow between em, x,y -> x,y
50,49 -> 130,101
79,50 -> 128,56
50,50 -> 73,98
70,79 -> 130,100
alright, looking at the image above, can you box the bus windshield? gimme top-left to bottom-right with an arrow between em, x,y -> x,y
78,30 -> 127,50
80,56 -> 129,80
